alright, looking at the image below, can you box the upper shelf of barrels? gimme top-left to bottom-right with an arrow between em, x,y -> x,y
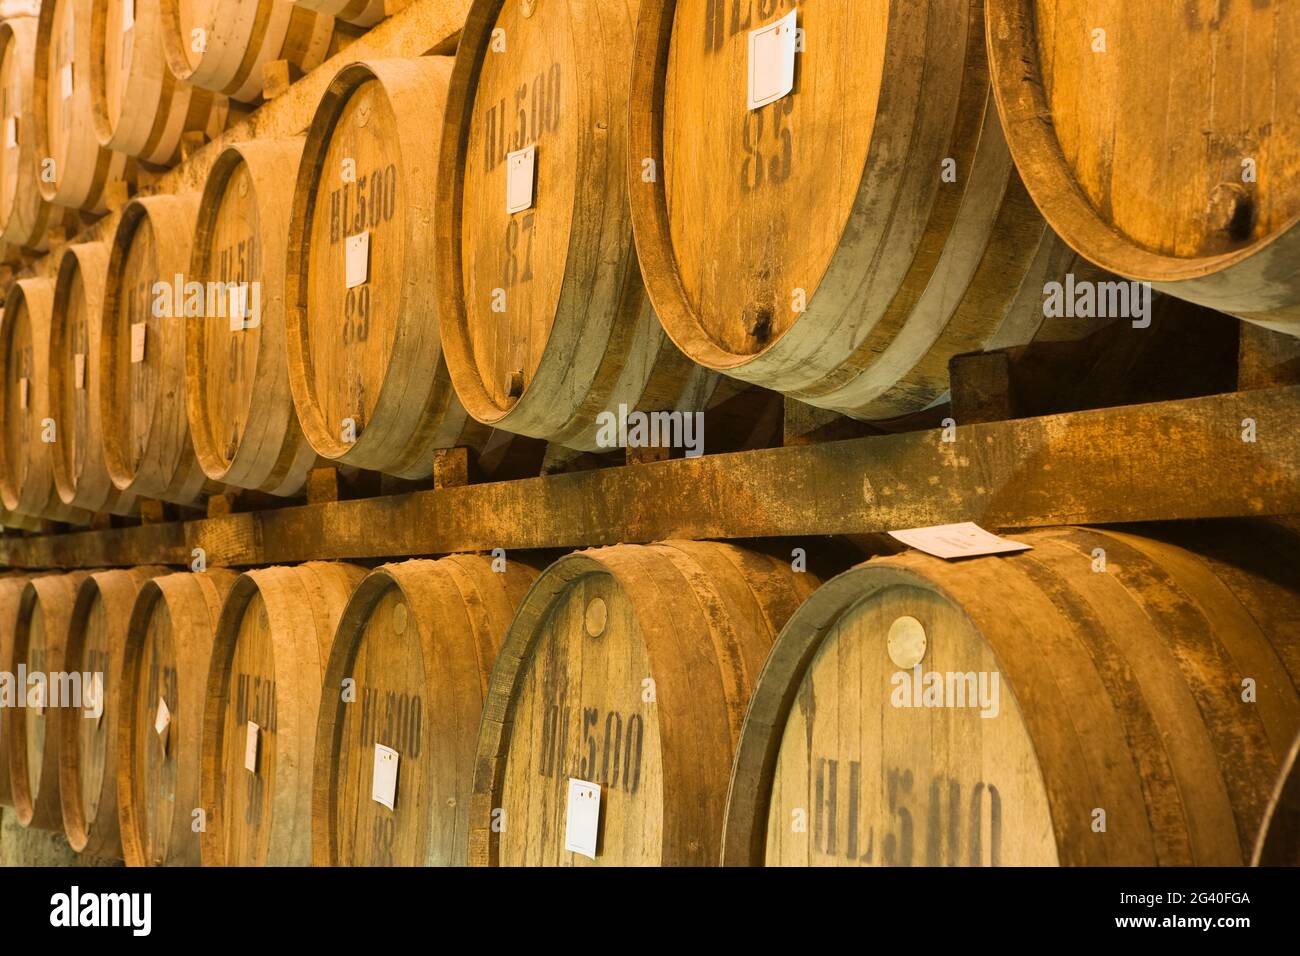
0,0 -> 1296,531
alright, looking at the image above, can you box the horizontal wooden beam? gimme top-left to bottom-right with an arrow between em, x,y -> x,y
2,387 -> 1297,569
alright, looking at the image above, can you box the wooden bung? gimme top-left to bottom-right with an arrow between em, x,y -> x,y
189,138 -> 319,496
88,0 -> 233,167
157,0 -> 335,104
469,540 -> 821,866
34,0 -> 133,213
723,524 -> 1300,866
117,569 -> 236,866
0,277 -> 93,523
287,58 -> 494,479
313,554 -> 537,866
5,571 -> 91,830
49,242 -> 138,516
436,0 -> 715,450
627,0 -> 1106,421
986,0 -> 1300,333
0,17 -> 77,250
101,193 -> 219,506
58,566 -> 167,857
0,572 -> 36,809
201,561 -> 365,866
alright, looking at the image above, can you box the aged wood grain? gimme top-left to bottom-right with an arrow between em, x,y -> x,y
0,277 -> 93,522
987,0 -> 1300,332
629,0 -> 1102,421
723,524 -> 1300,865
436,0 -> 715,449
201,561 -> 364,865
5,571 -> 90,830
49,242 -> 138,515
189,138 -> 318,495
469,540 -> 819,865
34,0 -> 133,212
0,17 -> 77,251
116,569 -> 235,866
57,565 -> 167,857
313,554 -> 536,865
1,386 -> 1299,569
89,0 -> 233,166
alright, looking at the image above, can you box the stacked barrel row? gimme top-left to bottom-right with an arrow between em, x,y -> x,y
6,0 -> 1293,529
2,522 -> 1298,866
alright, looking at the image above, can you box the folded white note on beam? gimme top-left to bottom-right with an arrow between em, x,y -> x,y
888,522 -> 1032,560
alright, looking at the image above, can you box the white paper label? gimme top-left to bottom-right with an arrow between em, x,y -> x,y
228,285 -> 247,331
154,695 -> 171,751
122,0 -> 135,31
564,778 -> 601,859
345,232 -> 369,289
60,62 -> 74,101
244,721 -> 259,773
17,376 -> 27,410
887,522 -> 1032,561
747,10 -> 798,111
372,743 -> 398,810
130,322 -> 146,363
506,145 -> 536,215
87,672 -> 104,726
4,116 -> 15,149
74,352 -> 85,389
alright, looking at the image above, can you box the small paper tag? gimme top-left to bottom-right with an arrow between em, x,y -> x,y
130,322 -> 146,363
4,115 -> 15,149
17,376 -> 27,409
87,672 -> 103,726
60,62 -> 74,101
244,721 -> 259,773
564,778 -> 601,859
372,743 -> 398,810
74,352 -> 85,389
122,0 -> 135,31
887,522 -> 1032,561
154,695 -> 171,751
747,9 -> 798,111
228,285 -> 247,331
345,232 -> 369,289
506,145 -> 536,215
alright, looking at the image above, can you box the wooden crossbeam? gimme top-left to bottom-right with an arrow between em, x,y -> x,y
2,387 -> 1296,569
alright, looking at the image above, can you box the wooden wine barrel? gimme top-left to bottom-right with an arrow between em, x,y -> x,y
89,0 -> 232,167
723,525 -> 1300,866
0,500 -> 40,530
627,0 -> 1106,421
0,278 -> 93,523
0,17 -> 78,250
470,541 -> 820,866
117,569 -> 236,866
287,58 -> 499,479
5,571 -> 91,830
313,554 -> 537,866
34,0 -> 133,212
435,0 -> 715,449
101,194 -> 218,506
57,566 -> 167,857
1253,731 -> 1300,866
49,242 -> 138,516
188,138 -> 318,495
157,0 -> 335,104
293,0 -> 387,29
0,572 -> 35,809
200,562 -> 364,866
987,0 -> 1300,333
